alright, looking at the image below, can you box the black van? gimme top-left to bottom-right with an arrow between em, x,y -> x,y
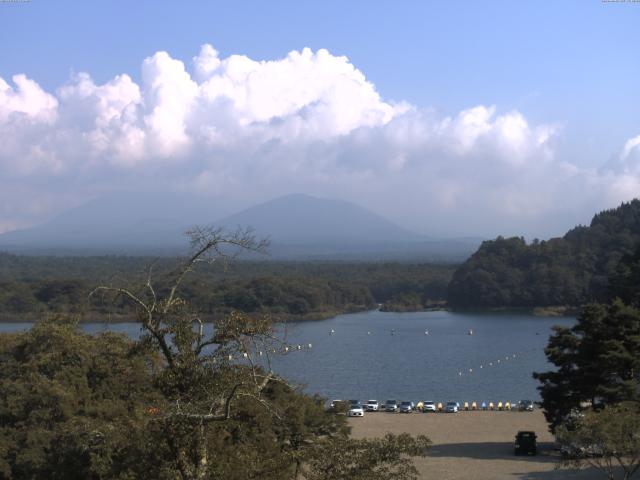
514,431 -> 537,455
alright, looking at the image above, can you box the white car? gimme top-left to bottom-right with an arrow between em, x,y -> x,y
422,401 -> 437,412
444,401 -> 459,413
364,400 -> 379,412
348,404 -> 365,417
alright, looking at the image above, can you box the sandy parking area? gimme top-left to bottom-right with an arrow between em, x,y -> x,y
348,410 -> 609,479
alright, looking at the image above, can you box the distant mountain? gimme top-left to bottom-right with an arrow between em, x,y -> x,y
217,193 -> 426,245
448,200 -> 640,308
0,192 -> 480,260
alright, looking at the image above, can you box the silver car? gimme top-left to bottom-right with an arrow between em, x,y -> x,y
384,400 -> 398,412
399,401 -> 415,413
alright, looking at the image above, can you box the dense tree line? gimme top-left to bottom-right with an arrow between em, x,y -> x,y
0,254 -> 454,320
448,200 -> 640,308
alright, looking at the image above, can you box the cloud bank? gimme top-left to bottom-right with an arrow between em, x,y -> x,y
0,44 -> 638,237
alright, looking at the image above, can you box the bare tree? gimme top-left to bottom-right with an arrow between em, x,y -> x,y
90,226 -> 298,480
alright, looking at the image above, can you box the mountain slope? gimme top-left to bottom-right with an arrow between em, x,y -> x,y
447,200 -> 640,308
0,192 -> 479,260
217,193 -> 426,245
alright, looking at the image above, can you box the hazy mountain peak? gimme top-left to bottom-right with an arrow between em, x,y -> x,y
219,194 -> 426,245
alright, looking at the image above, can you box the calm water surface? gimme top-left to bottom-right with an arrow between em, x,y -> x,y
0,310 -> 574,403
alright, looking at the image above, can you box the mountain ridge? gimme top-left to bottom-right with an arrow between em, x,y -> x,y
0,193 -> 479,260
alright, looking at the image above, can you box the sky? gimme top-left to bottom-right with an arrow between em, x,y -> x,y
1,0 -> 639,238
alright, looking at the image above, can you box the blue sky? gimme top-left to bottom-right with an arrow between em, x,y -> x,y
3,1 -> 638,163
1,1 -> 639,237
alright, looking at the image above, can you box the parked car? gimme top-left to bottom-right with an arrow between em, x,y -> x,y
399,401 -> 415,413
518,400 -> 534,411
444,401 -> 459,413
364,400 -> 379,412
348,403 -> 365,417
422,401 -> 437,412
384,400 -> 399,412
514,431 -> 537,455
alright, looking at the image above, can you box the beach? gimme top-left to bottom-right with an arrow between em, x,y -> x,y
349,410 -> 608,479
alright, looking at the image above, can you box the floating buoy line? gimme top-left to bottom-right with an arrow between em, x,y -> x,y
326,328 -> 483,336
229,329 -> 544,371
217,342 -> 314,362
455,347 -> 542,379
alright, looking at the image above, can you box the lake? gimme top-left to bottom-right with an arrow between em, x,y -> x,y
0,310 -> 574,404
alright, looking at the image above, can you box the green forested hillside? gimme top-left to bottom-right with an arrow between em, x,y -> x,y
0,255 -> 454,320
448,200 -> 640,308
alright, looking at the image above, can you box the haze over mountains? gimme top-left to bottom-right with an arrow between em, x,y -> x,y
0,193 -> 481,260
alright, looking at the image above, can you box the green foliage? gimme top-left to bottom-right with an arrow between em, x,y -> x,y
609,245 -> 640,307
0,254 -> 454,320
304,433 -> 431,480
449,200 -> 640,308
556,403 -> 640,480
0,316 -> 165,479
534,300 -> 640,432
0,317 -> 355,480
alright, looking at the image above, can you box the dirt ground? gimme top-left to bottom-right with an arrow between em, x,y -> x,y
348,410 -> 611,480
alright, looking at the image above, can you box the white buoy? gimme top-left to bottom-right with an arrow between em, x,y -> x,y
424,330 -> 429,335
367,331 -> 371,335
285,346 -> 289,353
330,329 -> 335,335
308,343 -> 312,348
480,365 -> 483,369
458,371 -> 462,376
468,329 -> 474,335
297,345 -> 302,350
469,368 -> 473,373
259,351 -> 263,356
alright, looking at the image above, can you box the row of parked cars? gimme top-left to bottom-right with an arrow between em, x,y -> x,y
331,399 -> 535,417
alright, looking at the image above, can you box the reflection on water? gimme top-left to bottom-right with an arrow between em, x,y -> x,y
0,310 -> 573,402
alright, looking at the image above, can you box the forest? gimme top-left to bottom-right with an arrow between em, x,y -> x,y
0,253 -> 454,321
448,200 -> 640,308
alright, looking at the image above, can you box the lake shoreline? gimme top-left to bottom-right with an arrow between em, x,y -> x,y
0,304 -> 578,323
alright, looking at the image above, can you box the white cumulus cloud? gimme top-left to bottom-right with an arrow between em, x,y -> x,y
0,44 -> 638,237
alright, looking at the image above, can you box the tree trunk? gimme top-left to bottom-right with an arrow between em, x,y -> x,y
195,423 -> 208,480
